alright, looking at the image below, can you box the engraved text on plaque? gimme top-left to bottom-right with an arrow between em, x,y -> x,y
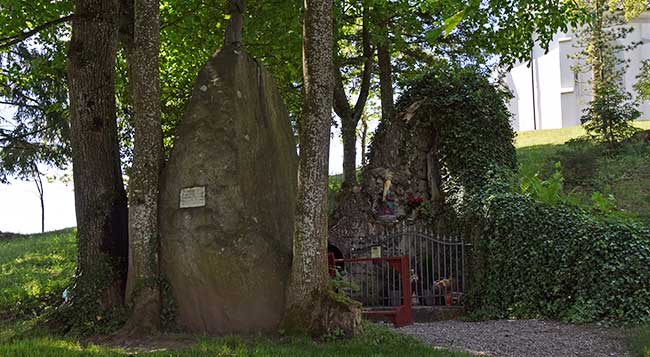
180,186 -> 206,208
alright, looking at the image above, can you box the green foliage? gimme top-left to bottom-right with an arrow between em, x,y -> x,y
450,136 -> 650,325
0,1 -> 72,182
572,1 -> 641,148
0,43 -> 70,183
1,0 -> 303,175
470,191 -> 650,324
518,160 -> 628,217
420,0 -> 583,67
330,269 -> 360,294
611,0 -> 650,21
581,82 -> 641,148
470,145 -> 650,325
328,174 -> 343,215
591,191 -> 618,214
518,126 -> 650,224
635,60 -> 650,101
55,263 -> 128,336
414,201 -> 434,221
551,138 -> 605,187
519,163 -> 572,205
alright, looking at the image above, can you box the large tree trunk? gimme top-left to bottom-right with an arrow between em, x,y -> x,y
120,0 -> 163,335
283,0 -> 361,337
67,0 -> 128,310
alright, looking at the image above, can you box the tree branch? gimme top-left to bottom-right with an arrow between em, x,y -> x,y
332,9 -> 374,124
0,123 -> 59,142
0,15 -> 74,50
352,11 -> 373,121
333,65 -> 353,120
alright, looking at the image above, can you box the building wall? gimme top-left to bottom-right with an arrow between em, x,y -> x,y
505,13 -> 650,131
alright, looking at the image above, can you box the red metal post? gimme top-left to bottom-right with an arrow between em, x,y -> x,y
328,253 -> 336,277
395,255 -> 413,327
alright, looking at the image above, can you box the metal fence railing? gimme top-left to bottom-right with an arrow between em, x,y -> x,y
344,224 -> 471,307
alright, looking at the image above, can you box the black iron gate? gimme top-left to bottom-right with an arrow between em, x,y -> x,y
342,224 -> 471,307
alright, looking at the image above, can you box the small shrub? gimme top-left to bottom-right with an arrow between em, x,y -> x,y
519,163 -> 573,205
591,191 -> 617,214
581,81 -> 640,148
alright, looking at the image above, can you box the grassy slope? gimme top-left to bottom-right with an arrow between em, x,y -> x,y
516,121 -> 650,222
0,229 -> 76,316
0,230 -> 465,356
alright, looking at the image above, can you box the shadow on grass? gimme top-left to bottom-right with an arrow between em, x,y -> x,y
516,144 -> 564,178
0,323 -> 470,356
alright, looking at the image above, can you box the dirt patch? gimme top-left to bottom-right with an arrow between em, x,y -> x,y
86,333 -> 198,354
394,320 -> 630,356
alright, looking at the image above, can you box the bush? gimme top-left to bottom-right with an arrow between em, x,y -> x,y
470,191 -> 650,324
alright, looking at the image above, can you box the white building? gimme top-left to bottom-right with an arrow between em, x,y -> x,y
505,13 -> 650,131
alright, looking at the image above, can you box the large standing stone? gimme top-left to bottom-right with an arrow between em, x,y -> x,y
159,46 -> 297,334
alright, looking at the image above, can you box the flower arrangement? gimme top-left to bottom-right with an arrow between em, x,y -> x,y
407,193 -> 425,209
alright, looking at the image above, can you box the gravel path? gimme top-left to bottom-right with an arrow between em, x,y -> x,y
394,320 -> 631,356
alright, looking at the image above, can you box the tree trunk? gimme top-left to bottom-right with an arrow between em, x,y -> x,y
359,113 -> 368,166
590,0 -> 604,98
283,0 -> 361,337
67,0 -> 128,310
120,0 -> 163,335
378,39 -> 394,123
332,11 -> 372,191
32,164 -> 44,233
341,114 -> 357,188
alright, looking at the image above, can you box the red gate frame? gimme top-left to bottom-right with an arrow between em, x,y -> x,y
329,255 -> 413,327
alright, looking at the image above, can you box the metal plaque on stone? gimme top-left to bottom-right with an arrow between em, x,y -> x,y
179,186 -> 206,208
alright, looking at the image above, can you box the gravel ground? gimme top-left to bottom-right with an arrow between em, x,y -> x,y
394,320 -> 631,356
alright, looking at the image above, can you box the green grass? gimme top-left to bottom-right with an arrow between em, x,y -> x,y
514,121 -> 650,148
515,121 -> 650,222
629,325 -> 650,357
0,229 -> 76,318
0,230 -> 464,356
0,324 -> 467,356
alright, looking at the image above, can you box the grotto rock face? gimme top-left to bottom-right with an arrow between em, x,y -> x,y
328,101 -> 440,256
159,46 -> 297,334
